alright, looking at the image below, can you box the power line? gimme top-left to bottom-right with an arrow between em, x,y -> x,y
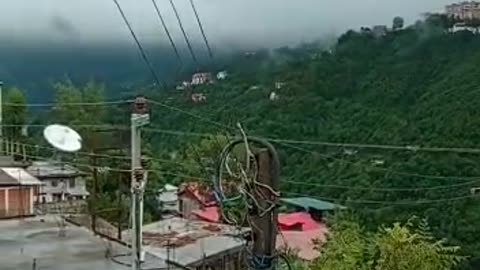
268,137 -> 480,154
148,99 -> 233,130
188,0 -> 213,59
276,142 -> 480,181
151,0 -> 183,65
282,191 -> 479,205
16,147 -> 480,205
3,100 -> 130,107
144,98 -> 480,155
12,140 -> 206,171
282,178 -> 480,192
112,0 -> 163,87
14,138 -> 480,189
168,0 -> 199,65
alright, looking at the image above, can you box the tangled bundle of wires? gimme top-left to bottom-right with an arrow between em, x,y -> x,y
212,125 -> 290,270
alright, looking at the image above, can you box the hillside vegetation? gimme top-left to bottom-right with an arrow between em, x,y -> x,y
144,19 -> 480,264
4,15 -> 480,269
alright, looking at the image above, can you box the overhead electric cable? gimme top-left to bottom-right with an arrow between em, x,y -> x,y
151,0 -> 183,65
276,142 -> 480,181
168,0 -> 199,65
112,0 -> 163,87
3,100 -> 130,107
13,139 -> 480,188
148,99 -> 233,130
282,191 -> 479,205
15,149 -> 480,205
268,137 -> 480,154
282,178 -> 480,192
188,0 -> 213,59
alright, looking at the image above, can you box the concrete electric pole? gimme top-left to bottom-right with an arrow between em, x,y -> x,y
0,80 -> 3,154
131,97 -> 150,270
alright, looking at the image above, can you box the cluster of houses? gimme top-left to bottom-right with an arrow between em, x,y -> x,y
176,71 -> 287,104
0,156 -> 89,218
0,151 -> 342,269
176,71 -> 228,103
158,181 -> 343,261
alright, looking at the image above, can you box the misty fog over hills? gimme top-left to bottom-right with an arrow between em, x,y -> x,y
0,0 -> 452,101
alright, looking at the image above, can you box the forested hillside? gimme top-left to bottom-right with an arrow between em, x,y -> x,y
142,18 -> 480,265
5,14 -> 480,269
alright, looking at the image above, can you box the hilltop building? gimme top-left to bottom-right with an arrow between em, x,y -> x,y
372,25 -> 388,37
191,73 -> 212,85
446,1 -> 480,20
216,71 -> 228,80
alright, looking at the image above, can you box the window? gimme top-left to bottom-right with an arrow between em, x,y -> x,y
69,178 -> 76,188
51,180 -> 58,187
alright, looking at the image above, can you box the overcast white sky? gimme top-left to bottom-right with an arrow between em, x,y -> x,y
2,0 -> 452,48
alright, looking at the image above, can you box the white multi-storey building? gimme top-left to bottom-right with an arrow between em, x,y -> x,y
27,161 -> 89,203
446,1 -> 480,20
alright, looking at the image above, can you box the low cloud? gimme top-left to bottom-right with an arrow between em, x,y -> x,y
2,0 -> 452,49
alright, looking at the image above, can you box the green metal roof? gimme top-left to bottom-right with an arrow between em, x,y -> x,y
280,197 -> 346,211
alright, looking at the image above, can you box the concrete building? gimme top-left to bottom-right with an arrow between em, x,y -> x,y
216,71 -> 228,80
27,161 -> 89,203
446,1 -> 480,20
191,73 -> 212,85
158,184 -> 179,214
178,182 -> 216,219
372,25 -> 388,37
0,216 -> 171,270
123,217 -> 248,270
191,93 -> 207,103
0,167 -> 42,218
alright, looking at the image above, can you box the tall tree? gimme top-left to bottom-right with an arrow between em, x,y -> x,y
393,16 -> 405,31
3,87 -> 27,140
52,79 -> 106,150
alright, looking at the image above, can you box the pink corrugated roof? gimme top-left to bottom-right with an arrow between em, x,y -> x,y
278,212 -> 320,231
192,206 -> 220,223
276,225 -> 329,261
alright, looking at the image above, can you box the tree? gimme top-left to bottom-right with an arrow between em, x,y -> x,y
52,79 -> 106,150
3,87 -> 27,140
312,217 -> 464,270
393,16 -> 405,31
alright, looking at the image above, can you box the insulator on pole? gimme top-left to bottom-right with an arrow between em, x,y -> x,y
133,96 -> 148,114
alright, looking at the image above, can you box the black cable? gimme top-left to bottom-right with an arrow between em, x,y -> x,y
169,0 -> 199,66
112,0 -> 163,87
151,0 -> 183,65
189,0 -> 213,59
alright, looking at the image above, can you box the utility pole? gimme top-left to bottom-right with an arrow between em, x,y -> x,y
131,97 -> 150,270
0,80 -> 4,154
91,153 -> 98,234
251,147 -> 280,270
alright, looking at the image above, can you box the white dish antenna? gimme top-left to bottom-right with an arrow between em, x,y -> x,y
43,124 -> 82,152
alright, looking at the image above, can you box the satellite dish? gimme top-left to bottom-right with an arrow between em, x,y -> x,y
43,124 -> 82,152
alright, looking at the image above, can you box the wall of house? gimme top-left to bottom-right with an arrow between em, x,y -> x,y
38,177 -> 88,203
179,194 -> 202,219
0,186 -> 34,218
194,251 -> 244,270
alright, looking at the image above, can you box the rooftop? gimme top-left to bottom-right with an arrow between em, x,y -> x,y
0,216 -> 168,270
124,217 -> 247,267
281,197 -> 346,212
277,227 -> 328,261
0,167 -> 42,186
27,161 -> 85,179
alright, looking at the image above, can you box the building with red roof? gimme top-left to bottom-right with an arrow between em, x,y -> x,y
178,182 -> 216,219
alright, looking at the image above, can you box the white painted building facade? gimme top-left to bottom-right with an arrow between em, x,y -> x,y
27,161 -> 89,203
